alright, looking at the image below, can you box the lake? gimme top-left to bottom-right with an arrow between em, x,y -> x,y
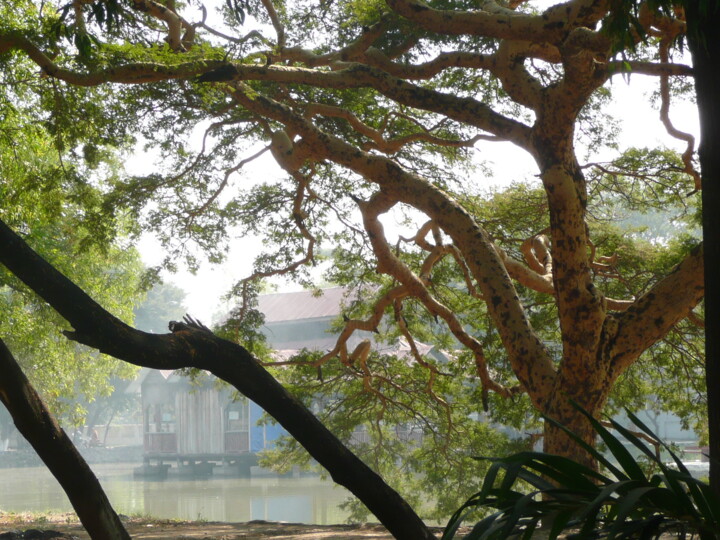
0,464 -> 353,524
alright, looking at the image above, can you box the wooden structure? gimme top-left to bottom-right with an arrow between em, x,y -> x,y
133,368 -> 284,476
141,370 -> 239,455
133,287 -> 437,476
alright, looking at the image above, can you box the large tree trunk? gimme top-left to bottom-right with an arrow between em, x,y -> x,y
543,419 -> 595,466
685,0 -> 720,499
534,151 -> 607,468
542,384 -> 608,470
541,353 -> 610,469
0,337 -> 131,540
0,218 -> 436,540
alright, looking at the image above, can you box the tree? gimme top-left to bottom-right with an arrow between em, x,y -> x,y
605,0 -> 720,498
0,16 -> 146,534
133,282 -> 188,333
0,0 -> 709,532
683,0 -> 720,498
75,283 -> 188,445
0,47 -> 146,437
0,222 -> 436,539
0,216 -> 145,429
0,338 -> 131,539
261,178 -> 705,519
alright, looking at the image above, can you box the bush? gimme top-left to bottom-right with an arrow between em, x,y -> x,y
442,407 -> 720,539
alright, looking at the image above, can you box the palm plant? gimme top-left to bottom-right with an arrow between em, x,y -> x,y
442,407 -> 720,539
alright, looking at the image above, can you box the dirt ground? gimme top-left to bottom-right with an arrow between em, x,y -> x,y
0,513 -> 450,539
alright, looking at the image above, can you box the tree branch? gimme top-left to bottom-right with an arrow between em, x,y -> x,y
312,286 -> 406,368
131,0 -> 194,51
608,61 -> 693,78
0,31 -> 221,84
304,103 -> 495,154
358,191 -> 519,400
225,83 -> 556,407
281,16 -> 390,67
0,32 -> 533,149
657,38 -> 701,191
385,0 -> 608,44
0,218 -> 435,540
259,0 -> 285,49
609,244 -> 704,382
0,337 -> 131,540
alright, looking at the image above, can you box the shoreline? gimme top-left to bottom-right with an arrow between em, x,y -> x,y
0,513 -> 450,539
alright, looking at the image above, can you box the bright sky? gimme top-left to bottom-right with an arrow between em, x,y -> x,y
133,156 -> 284,324
130,8 -> 700,325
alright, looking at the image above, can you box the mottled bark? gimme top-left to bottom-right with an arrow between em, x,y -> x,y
227,79 -> 704,466
609,245 -> 705,381
0,219 -> 436,540
221,86 -> 558,408
541,244 -> 704,465
543,400 -> 600,470
0,338 -> 130,540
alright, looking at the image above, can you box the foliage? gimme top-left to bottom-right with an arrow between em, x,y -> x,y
133,282 -> 189,334
0,0 -> 709,524
442,407 -> 720,540
260,349 -> 525,521
0,216 -> 144,429
256,174 -> 705,517
0,28 -> 146,427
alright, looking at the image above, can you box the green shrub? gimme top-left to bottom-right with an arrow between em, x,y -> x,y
442,407 -> 719,539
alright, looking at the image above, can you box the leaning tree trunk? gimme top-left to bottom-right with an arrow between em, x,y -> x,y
685,0 -> 720,499
0,217 -> 437,540
0,337 -> 131,540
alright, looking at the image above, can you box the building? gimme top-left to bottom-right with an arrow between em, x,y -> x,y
132,368 -> 283,476
134,287 -> 434,476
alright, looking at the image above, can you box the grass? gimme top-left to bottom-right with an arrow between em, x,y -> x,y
0,511 -> 77,525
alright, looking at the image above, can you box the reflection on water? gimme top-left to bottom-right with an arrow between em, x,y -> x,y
0,464 -> 352,524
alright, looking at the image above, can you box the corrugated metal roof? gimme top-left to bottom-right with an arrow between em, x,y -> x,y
258,286 -> 349,322
268,336 -> 435,362
125,367 -> 177,393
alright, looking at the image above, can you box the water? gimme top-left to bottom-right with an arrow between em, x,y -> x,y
0,464 -> 352,524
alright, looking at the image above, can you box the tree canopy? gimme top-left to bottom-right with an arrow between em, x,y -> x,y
0,65 -> 146,433
133,281 -> 188,333
0,0 -> 710,531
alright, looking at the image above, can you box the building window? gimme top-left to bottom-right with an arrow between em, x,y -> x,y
145,403 -> 176,433
225,398 -> 249,433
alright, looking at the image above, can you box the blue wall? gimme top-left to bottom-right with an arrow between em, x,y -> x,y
249,401 -> 287,452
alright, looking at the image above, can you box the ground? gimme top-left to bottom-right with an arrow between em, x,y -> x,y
0,513 -> 451,539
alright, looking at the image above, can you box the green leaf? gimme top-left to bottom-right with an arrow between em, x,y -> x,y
607,485 -> 664,537
575,406 -> 646,481
543,414 -> 626,481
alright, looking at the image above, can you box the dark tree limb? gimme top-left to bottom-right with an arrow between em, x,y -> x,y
0,337 -> 131,540
0,218 -> 436,540
685,0 -> 720,498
